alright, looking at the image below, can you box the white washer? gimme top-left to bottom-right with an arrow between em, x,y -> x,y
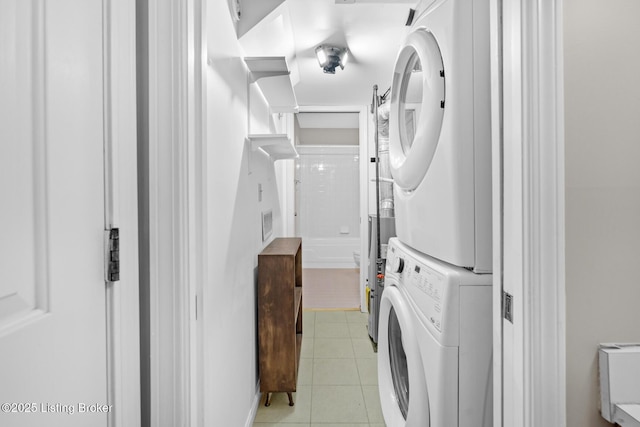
389,0 -> 492,272
378,238 -> 492,426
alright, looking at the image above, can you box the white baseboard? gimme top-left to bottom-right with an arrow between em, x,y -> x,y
245,381 -> 262,427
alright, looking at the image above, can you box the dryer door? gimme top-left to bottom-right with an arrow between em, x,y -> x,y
378,284 -> 430,426
389,29 -> 445,192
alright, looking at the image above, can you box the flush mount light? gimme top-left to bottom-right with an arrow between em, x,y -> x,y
227,0 -> 241,22
315,45 -> 348,74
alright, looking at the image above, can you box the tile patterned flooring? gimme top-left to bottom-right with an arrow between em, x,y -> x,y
253,310 -> 385,427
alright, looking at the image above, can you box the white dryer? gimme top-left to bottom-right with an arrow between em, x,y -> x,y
378,238 -> 492,426
388,0 -> 492,272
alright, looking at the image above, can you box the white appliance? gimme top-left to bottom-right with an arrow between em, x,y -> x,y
388,0 -> 492,272
378,238 -> 492,426
599,344 -> 640,427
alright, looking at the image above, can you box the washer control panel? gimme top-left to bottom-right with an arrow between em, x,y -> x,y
385,240 -> 446,333
404,258 -> 445,332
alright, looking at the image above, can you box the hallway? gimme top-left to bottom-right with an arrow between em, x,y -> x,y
3,0 -> 628,425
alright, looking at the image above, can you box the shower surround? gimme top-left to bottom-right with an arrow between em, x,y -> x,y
296,146 -> 360,268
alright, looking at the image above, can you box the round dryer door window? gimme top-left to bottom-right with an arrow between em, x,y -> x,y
389,29 -> 445,192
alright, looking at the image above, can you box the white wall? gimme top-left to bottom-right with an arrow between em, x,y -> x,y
564,1 -> 640,426
204,2 -> 284,424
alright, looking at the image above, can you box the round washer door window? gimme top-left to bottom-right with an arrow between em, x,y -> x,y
389,29 -> 445,192
378,285 -> 431,426
388,306 -> 410,419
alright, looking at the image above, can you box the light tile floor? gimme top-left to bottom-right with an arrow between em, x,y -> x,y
253,310 -> 385,427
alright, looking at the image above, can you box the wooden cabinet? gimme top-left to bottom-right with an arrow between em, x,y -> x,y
257,237 -> 302,407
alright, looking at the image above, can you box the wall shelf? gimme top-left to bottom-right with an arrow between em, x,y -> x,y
244,57 -> 298,113
248,134 -> 298,160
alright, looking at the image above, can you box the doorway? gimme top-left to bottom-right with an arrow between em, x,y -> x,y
293,109 -> 368,311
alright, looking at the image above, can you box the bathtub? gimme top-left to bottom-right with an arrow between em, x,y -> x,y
302,237 -> 360,269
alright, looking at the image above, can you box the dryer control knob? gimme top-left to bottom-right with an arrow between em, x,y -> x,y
394,257 -> 405,273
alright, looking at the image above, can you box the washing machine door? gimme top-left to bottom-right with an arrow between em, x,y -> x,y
389,29 -> 445,192
378,284 -> 430,426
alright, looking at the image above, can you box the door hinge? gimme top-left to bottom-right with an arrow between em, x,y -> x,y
105,228 -> 120,282
502,290 -> 513,323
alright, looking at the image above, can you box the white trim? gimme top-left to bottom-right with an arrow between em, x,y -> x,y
358,107 -> 368,313
521,0 -> 566,424
103,0 -> 141,425
488,0 -> 503,425
244,382 -> 262,427
284,114 -> 296,237
296,105 -> 369,312
144,0 -> 201,425
186,0 -> 207,426
496,0 -> 566,425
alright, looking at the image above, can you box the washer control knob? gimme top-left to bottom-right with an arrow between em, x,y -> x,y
394,257 -> 405,273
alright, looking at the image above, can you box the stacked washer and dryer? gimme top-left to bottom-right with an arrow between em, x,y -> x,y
377,0 -> 493,426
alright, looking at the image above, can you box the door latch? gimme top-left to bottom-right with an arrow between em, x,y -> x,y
105,228 -> 120,282
502,291 -> 513,323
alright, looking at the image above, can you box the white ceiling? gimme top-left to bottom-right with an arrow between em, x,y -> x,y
238,0 -> 414,107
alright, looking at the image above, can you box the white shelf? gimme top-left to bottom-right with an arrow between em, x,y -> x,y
244,57 -> 298,113
248,134 -> 298,160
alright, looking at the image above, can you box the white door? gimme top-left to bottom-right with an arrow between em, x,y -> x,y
388,29 -> 444,192
0,1 -> 112,425
378,285 -> 429,426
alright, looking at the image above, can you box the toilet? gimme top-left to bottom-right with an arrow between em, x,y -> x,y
353,250 -> 360,267
600,344 -> 640,427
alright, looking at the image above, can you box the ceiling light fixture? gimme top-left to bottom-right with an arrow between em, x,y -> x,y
315,45 -> 348,74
